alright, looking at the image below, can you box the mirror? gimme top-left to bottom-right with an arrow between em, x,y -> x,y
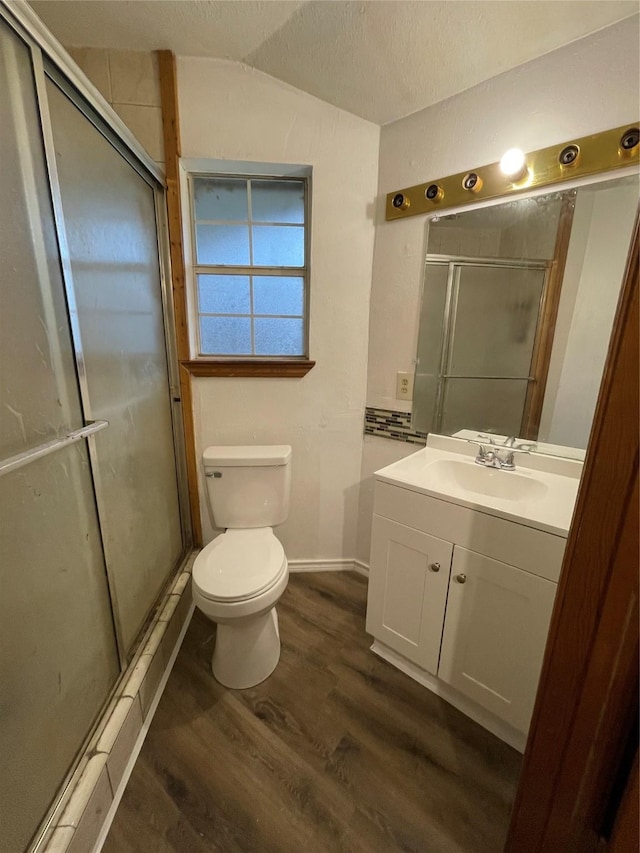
413,174 -> 639,459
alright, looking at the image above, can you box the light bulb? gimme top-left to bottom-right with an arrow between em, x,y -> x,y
500,148 -> 527,181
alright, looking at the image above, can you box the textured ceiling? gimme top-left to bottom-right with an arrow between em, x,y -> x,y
30,0 -> 639,124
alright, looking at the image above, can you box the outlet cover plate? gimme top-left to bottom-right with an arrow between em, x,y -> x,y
396,372 -> 414,400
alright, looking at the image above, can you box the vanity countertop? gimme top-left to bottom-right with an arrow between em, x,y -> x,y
374,438 -> 581,538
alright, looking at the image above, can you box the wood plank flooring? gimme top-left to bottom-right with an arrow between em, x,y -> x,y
104,572 -> 521,853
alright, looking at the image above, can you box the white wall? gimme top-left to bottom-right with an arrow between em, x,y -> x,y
356,435 -> 417,565
539,179 -> 639,447
367,16 -> 639,415
356,16 -> 639,565
177,58 -> 380,559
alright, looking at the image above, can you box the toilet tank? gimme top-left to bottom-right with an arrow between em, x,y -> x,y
203,445 -> 292,529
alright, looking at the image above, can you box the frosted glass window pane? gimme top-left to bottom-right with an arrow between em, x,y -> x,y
196,224 -> 250,265
251,180 -> 304,223
198,275 -> 250,314
201,316 -> 251,354
193,176 -> 247,221
254,318 -> 303,355
48,80 -> 184,654
252,225 -> 304,267
253,276 -> 304,316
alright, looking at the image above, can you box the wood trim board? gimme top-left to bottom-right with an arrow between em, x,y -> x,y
183,359 -> 315,378
157,50 -> 202,545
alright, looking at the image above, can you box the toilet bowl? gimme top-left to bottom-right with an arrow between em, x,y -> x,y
193,528 -> 289,688
191,445 -> 292,689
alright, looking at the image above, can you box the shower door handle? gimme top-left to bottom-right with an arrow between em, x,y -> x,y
0,420 -> 109,478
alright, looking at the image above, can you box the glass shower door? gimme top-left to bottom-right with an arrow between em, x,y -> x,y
413,262 -> 450,433
45,78 -> 185,656
439,263 -> 547,436
0,22 -> 120,852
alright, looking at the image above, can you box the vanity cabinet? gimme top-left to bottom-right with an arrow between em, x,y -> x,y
438,547 -> 556,733
366,480 -> 566,746
365,518 -> 453,674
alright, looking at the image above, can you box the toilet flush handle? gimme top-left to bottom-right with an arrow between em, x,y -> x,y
206,471 -> 222,478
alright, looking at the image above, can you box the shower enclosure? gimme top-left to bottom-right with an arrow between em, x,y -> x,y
415,257 -> 548,436
0,7 -> 191,852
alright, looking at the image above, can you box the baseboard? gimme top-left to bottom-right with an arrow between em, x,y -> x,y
352,560 -> 369,577
370,640 -> 526,753
288,558 -> 369,577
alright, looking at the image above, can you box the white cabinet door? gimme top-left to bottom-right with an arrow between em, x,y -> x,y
438,547 -> 557,733
366,516 -> 453,674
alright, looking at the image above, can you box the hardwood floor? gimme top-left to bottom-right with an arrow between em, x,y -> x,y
104,572 -> 521,853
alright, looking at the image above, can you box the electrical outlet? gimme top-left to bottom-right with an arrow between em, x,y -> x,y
396,372 -> 414,400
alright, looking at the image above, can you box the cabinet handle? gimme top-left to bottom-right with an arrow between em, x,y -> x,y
429,562 -> 441,572
455,573 -> 467,584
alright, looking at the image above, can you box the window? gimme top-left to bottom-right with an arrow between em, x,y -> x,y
188,173 -> 309,361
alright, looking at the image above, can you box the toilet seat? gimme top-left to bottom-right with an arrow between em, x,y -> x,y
193,528 -> 286,603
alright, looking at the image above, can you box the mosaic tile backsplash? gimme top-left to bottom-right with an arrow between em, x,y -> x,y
364,407 -> 427,445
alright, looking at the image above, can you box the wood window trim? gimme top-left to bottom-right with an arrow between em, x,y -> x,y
182,358 -> 315,378
187,172 -> 310,362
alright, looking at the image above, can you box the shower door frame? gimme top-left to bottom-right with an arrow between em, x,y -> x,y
1,1 -> 193,657
1,2 -> 193,849
425,253 -> 551,436
37,59 -> 193,663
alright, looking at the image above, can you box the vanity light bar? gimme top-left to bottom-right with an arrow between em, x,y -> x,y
385,122 -> 639,221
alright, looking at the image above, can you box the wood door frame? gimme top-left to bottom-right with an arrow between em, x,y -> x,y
506,214 -> 639,851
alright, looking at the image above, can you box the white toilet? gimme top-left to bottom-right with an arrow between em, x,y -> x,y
191,445 -> 291,689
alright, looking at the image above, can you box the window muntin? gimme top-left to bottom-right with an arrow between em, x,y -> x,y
189,174 -> 308,358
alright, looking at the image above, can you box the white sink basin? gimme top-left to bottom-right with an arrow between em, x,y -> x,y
374,440 -> 581,536
422,459 -> 548,503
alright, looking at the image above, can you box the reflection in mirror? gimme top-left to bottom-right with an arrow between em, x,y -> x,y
413,175 -> 639,459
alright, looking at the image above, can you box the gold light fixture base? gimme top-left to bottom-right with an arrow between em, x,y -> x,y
385,123 -> 639,221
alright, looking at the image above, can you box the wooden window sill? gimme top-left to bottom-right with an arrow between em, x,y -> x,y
182,359 -> 316,378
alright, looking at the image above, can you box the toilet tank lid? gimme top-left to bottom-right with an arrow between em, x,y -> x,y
203,445 -> 292,467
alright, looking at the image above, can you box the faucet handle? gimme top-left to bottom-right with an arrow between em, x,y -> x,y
495,446 -> 531,470
499,450 -> 516,470
467,440 -> 492,466
466,439 -> 487,456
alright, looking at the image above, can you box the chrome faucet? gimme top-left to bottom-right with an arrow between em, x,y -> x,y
468,440 -> 529,470
474,445 -> 503,469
